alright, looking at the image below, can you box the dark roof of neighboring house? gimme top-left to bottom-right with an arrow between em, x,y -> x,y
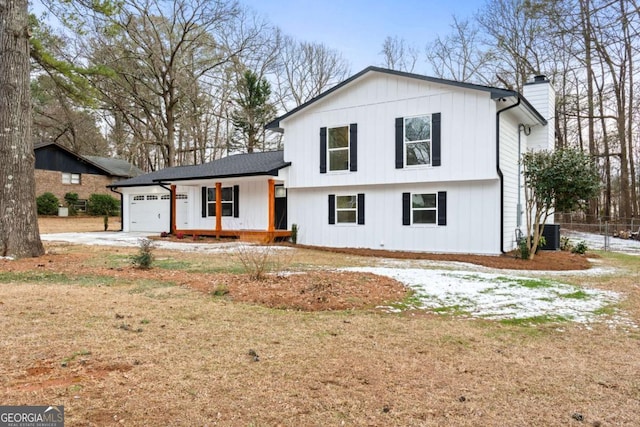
34,142 -> 142,178
266,66 -> 546,131
108,150 -> 290,188
83,156 -> 145,178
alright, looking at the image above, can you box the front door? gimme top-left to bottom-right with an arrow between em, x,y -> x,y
274,185 -> 287,230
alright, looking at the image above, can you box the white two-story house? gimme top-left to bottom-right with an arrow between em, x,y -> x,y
267,67 -> 554,254
109,66 -> 554,255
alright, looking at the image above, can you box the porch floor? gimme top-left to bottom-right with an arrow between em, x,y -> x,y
174,229 -> 291,243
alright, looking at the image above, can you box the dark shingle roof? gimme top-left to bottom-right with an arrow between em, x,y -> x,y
34,141 -> 142,178
108,151 -> 290,188
83,156 -> 144,178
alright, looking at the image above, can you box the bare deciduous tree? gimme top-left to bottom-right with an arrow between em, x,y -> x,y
425,17 -> 496,84
379,36 -> 419,73
273,35 -> 351,111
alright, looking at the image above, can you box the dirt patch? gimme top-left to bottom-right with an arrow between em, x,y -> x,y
14,360 -> 132,392
292,244 -> 592,271
0,252 -> 408,311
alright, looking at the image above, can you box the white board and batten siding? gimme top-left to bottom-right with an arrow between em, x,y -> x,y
281,71 -> 505,254
171,179 -> 272,231
282,72 -> 499,189
288,181 -> 500,254
499,109 -> 525,252
119,176 -> 281,233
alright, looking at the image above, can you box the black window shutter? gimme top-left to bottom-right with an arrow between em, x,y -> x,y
233,185 -> 240,218
201,187 -> 207,218
357,193 -> 365,225
432,113 -> 441,166
438,191 -> 447,226
402,192 -> 411,225
328,194 -> 336,224
350,123 -> 358,172
395,117 -> 404,169
320,127 -> 327,174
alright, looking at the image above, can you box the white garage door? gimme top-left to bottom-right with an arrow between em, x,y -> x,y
129,194 -> 171,232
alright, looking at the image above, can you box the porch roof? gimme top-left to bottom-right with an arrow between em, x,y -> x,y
108,150 -> 290,188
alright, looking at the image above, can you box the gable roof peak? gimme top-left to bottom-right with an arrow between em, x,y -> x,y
266,66 -> 519,131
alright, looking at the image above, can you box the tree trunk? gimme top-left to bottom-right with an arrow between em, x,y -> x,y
580,0 -> 598,223
0,0 -> 45,258
623,0 -> 638,217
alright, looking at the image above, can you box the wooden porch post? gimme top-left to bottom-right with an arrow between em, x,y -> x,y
215,182 -> 222,237
170,185 -> 176,234
268,179 -> 275,233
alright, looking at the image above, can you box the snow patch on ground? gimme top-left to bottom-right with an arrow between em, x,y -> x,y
41,232 -> 292,254
565,230 -> 640,255
345,267 -> 635,327
42,231 -> 636,327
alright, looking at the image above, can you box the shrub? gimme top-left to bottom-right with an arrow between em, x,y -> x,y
131,239 -> 155,269
571,241 -> 588,255
176,232 -> 184,239
87,194 -> 119,216
516,238 -> 530,260
212,284 -> 229,296
36,192 -> 59,215
235,244 -> 273,280
160,231 -> 169,238
291,223 -> 298,244
64,192 -> 79,216
234,241 -> 293,280
560,236 -> 573,251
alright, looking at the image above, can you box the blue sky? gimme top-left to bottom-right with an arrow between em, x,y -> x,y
242,0 -> 485,73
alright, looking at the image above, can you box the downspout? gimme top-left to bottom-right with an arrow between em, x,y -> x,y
496,97 -> 521,254
516,124 -> 532,233
158,183 -> 174,234
109,187 -> 124,231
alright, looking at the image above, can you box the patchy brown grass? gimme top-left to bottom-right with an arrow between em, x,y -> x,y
39,215 -> 121,233
3,218 -> 637,425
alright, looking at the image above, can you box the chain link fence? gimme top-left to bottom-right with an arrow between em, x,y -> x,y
555,216 -> 640,253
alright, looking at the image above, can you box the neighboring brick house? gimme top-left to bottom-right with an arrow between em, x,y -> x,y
34,142 -> 143,208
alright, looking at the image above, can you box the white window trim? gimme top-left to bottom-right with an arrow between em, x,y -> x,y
411,192 -> 438,226
404,114 -> 432,168
62,172 -> 81,184
335,194 -> 358,225
207,186 -> 234,217
327,125 -> 350,172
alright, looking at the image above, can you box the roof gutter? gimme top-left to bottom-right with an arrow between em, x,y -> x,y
496,97 -> 521,254
150,163 -> 291,183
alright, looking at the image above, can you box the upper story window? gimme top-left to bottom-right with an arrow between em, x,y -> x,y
404,115 -> 431,166
320,124 -> 357,173
62,172 -> 80,184
328,126 -> 349,171
396,113 -> 441,169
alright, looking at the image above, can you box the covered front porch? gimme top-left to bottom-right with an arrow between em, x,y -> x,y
168,178 -> 290,243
